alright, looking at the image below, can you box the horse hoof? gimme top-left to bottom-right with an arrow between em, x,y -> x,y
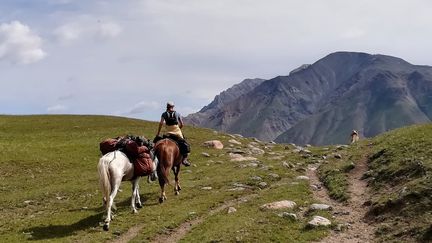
132,209 -> 138,214
159,197 -> 164,204
103,224 -> 109,231
175,191 -> 180,196
136,203 -> 143,208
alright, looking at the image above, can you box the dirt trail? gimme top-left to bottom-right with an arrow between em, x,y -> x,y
307,154 -> 375,243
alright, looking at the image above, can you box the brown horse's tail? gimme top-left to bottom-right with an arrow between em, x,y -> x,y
154,141 -> 170,185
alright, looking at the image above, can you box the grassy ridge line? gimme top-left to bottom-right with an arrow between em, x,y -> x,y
365,124 -> 432,242
0,115 -> 329,242
318,123 -> 432,242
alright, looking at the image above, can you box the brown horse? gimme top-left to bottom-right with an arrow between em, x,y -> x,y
153,138 -> 183,203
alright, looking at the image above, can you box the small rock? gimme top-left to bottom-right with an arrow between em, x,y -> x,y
246,162 -> 259,167
309,203 -> 332,211
203,140 -> 224,149
228,139 -> 242,145
282,161 -> 293,168
201,152 -> 210,157
296,175 -> 310,180
24,200 -> 33,204
305,144 -> 312,147
334,154 -> 342,159
232,183 -> 253,188
307,216 -> 331,227
229,150 -> 245,155
249,142 -> 260,146
279,212 -> 297,221
260,200 -> 297,210
335,145 -> 348,150
335,223 -> 349,232
227,207 -> 237,214
81,207 -> 88,210
310,184 -> 321,191
303,150 -> 312,155
201,187 -> 212,190
250,147 -> 265,155
258,182 -> 268,188
250,176 -> 263,181
227,187 -> 245,191
268,173 -> 280,179
253,138 -> 262,143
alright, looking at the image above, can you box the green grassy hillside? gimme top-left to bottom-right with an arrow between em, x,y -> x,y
318,123 -> 432,242
0,115 -> 328,242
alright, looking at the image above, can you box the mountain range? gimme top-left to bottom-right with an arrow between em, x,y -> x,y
185,52 -> 432,145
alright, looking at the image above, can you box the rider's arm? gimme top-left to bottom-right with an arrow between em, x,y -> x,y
178,115 -> 184,129
156,117 -> 164,136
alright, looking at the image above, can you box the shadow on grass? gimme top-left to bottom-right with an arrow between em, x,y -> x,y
25,212 -> 104,240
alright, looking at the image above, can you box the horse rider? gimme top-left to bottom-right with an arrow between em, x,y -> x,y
156,101 -> 191,166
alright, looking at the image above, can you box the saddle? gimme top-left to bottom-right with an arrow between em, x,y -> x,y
99,135 -> 154,177
153,134 -> 190,155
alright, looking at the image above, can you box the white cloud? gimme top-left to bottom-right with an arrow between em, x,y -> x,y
97,22 -> 122,39
124,101 -> 160,115
0,21 -> 46,64
47,104 -> 67,113
54,17 -> 122,44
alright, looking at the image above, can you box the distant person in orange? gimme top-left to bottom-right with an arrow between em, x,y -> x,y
350,130 -> 359,144
156,102 -> 191,166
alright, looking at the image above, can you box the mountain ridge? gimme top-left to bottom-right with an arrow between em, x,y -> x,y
185,51 -> 432,145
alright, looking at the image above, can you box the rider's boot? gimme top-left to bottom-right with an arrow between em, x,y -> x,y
182,154 -> 191,166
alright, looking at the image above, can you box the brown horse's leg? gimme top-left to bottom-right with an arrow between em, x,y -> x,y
174,165 -> 181,195
158,170 -> 167,203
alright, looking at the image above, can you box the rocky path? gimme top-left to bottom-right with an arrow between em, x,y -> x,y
307,154 -> 375,243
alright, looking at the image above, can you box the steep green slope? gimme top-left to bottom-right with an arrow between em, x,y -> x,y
318,123 -> 432,242
0,115 -> 329,242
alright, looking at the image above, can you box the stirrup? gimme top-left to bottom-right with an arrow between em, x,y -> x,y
182,159 -> 191,167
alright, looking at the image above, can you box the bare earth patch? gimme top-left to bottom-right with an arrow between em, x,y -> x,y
307,155 -> 376,243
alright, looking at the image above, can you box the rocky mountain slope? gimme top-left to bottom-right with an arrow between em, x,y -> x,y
185,52 -> 432,145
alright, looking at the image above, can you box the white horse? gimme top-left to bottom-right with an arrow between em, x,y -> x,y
97,150 -> 156,231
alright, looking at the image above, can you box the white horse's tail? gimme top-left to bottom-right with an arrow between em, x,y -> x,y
98,154 -> 112,207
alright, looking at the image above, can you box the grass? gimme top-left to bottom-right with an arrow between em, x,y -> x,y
0,115 -> 330,242
364,124 -> 432,242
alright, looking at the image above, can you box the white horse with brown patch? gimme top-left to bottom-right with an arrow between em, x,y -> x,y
97,151 -> 150,231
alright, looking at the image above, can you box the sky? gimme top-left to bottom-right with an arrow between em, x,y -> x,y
1,0 -> 432,121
